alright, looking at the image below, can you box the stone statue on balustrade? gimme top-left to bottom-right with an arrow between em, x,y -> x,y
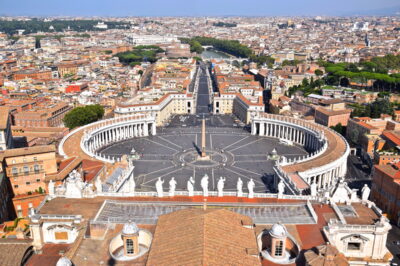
48,180 -> 55,198
278,180 -> 285,198
187,176 -> 195,197
310,182 -> 317,197
95,177 -> 103,194
361,184 -> 370,201
217,177 -> 225,197
237,177 -> 243,197
169,177 -> 177,197
247,178 -> 255,198
55,181 -> 66,196
201,174 -> 209,197
65,172 -> 83,199
83,184 -> 95,198
156,177 -> 164,197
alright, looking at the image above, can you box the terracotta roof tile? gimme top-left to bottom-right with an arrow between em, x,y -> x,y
147,208 -> 260,266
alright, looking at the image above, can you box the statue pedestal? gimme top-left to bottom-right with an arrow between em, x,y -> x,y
197,155 -> 210,161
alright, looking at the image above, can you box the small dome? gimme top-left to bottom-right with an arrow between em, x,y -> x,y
122,221 -> 139,235
56,257 -> 72,266
270,223 -> 287,238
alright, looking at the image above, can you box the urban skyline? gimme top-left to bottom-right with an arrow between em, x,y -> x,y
0,4 -> 400,266
2,0 -> 400,17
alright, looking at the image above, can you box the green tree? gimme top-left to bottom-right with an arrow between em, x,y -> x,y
315,69 -> 323,77
63,104 -> 104,129
330,123 -> 346,136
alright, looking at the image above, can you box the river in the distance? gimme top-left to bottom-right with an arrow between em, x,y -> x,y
201,49 -> 231,59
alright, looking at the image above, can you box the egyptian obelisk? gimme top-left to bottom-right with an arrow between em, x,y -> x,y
201,118 -> 206,157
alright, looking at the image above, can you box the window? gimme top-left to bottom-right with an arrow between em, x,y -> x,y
55,231 -> 68,240
347,242 -> 361,251
34,164 -> 40,174
36,179 -> 41,182
126,239 -> 134,254
14,185 -> 18,188
33,157 -> 37,162
12,167 -> 18,176
275,240 -> 283,257
26,182 -> 30,185
23,166 -> 29,175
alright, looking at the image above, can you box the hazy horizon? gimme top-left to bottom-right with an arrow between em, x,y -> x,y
2,0 -> 400,17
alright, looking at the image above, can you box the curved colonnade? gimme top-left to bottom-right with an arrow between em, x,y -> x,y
81,114 -> 156,163
251,114 -> 350,194
59,114 -> 156,164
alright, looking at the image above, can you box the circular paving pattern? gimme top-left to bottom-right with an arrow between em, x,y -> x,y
99,114 -> 309,193
174,148 -> 234,169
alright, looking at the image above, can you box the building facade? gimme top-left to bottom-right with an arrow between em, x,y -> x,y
3,145 -> 57,196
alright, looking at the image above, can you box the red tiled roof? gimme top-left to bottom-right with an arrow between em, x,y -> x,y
382,131 -> 400,146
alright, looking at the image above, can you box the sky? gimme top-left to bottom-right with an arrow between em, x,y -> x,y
1,0 -> 400,17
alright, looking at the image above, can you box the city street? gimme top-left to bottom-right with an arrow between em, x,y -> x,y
195,64 -> 211,114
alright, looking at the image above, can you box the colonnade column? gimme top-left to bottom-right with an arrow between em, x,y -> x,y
251,122 -> 256,135
143,122 -> 149,136
259,122 -> 265,136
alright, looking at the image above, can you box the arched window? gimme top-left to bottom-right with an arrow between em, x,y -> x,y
126,239 -> 134,254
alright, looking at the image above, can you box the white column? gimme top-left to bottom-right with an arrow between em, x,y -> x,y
138,124 -> 143,136
144,122 -> 149,136
318,174 -> 322,189
134,125 -> 138,137
152,123 -> 156,135
259,122 -> 265,136
251,122 -> 256,135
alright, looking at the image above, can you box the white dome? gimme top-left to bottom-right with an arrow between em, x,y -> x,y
270,223 -> 287,238
122,221 -> 139,235
56,257 -> 72,266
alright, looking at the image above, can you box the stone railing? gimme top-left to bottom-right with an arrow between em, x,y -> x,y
96,190 -> 318,201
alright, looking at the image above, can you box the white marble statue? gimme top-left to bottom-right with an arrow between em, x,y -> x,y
201,174 -> 209,197
83,184 -> 95,198
361,184 -> 371,201
310,182 -> 317,197
95,177 -> 102,193
156,177 -> 164,197
169,177 -> 177,197
278,180 -> 285,198
48,180 -> 55,197
247,178 -> 255,198
187,176 -> 195,197
217,177 -> 225,197
65,176 -> 83,199
237,177 -> 243,197
29,207 -> 35,217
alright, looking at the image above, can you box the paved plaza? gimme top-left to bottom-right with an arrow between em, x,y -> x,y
94,200 -> 316,225
100,114 -> 308,193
